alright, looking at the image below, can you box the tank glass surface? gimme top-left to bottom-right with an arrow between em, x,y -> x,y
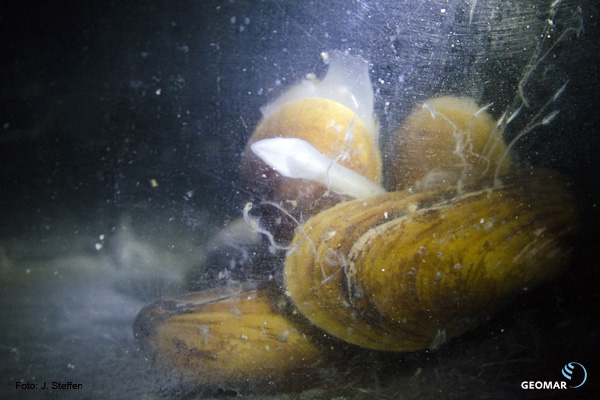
0,0 -> 598,398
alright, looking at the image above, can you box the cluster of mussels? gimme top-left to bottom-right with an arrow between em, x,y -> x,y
133,52 -> 578,393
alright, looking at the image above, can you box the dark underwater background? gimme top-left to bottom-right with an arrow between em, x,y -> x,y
1,0 -> 598,398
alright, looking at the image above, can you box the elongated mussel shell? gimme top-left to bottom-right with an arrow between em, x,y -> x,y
134,283 -> 357,392
285,170 -> 578,351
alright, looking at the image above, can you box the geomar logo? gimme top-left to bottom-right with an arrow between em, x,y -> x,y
521,362 -> 587,390
561,362 -> 587,389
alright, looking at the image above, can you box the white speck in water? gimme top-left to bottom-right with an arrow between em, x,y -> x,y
230,16 -> 236,24
199,325 -> 210,335
407,203 -> 418,213
277,330 -> 290,342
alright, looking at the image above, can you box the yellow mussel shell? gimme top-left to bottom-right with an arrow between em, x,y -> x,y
285,170 -> 577,351
240,52 -> 382,229
241,97 -> 382,214
390,96 -> 510,191
134,283 -> 356,392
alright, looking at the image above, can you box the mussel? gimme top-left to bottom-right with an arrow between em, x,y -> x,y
134,283 -> 360,391
284,169 -> 577,351
240,51 -> 384,235
390,96 -> 510,191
